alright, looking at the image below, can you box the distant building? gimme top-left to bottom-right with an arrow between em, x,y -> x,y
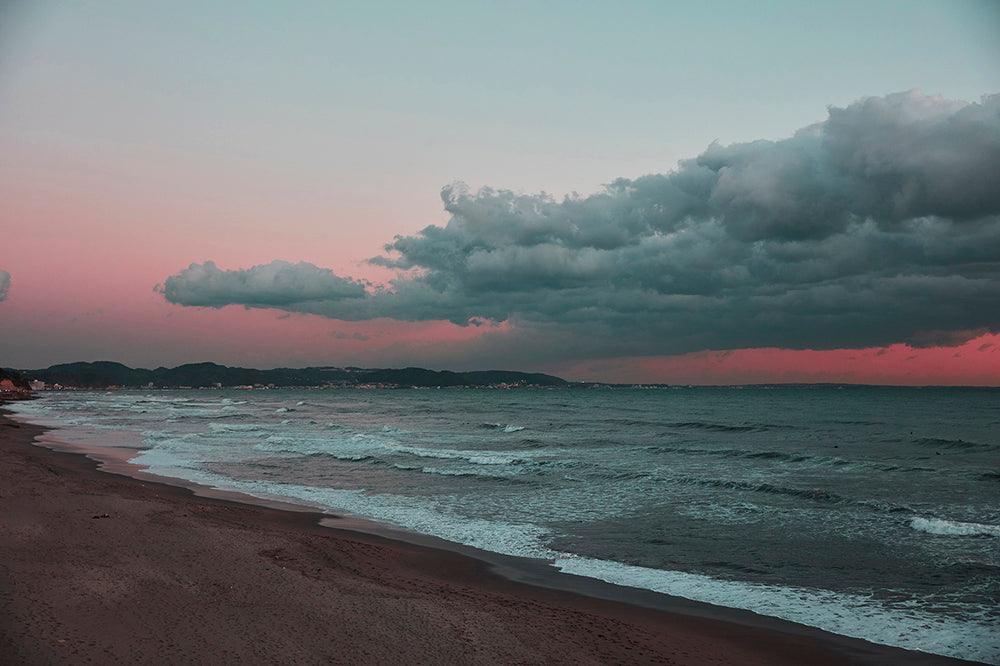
29,380 -> 47,391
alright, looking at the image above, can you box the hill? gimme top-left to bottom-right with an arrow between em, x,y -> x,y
20,362 -> 568,389
0,368 -> 32,396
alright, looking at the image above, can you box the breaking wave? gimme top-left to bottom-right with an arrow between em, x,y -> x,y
912,437 -> 995,451
480,422 -> 526,433
910,517 -> 1000,537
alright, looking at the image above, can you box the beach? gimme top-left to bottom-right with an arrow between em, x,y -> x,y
0,404 -> 970,665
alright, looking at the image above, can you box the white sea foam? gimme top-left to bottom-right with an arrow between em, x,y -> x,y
131,450 -> 552,558
253,433 -> 372,461
910,517 -> 1000,537
207,423 -> 264,433
467,454 -> 522,465
136,396 -> 192,404
483,422 -> 526,432
385,443 -> 530,466
248,431 -> 538,468
554,557 -> 1000,664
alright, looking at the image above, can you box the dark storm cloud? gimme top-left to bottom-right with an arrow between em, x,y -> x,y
160,91 -> 1000,358
0,270 -> 10,302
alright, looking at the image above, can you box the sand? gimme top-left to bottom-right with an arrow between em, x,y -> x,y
0,406 -> 965,664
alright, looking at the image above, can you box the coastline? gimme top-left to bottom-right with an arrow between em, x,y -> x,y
0,403 -> 970,664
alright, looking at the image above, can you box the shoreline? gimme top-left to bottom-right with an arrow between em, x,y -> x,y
0,403 -> 969,664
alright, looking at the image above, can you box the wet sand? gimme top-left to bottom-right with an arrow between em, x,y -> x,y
0,406 -> 965,664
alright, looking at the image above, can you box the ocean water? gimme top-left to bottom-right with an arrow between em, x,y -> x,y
9,387 -> 1000,663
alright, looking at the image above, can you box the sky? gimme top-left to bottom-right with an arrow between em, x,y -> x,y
2,0 -> 1000,384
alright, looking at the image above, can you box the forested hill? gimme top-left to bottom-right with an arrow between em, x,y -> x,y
21,362 -> 569,389
0,368 -> 32,393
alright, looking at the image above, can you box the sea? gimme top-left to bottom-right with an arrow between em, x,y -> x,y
8,387 -> 1000,663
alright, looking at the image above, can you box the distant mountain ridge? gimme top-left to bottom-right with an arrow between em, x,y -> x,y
20,361 -> 569,389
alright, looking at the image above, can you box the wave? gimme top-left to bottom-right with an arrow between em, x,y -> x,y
579,468 -> 850,505
555,557 -> 999,664
584,469 -> 655,482
387,443 -> 530,466
167,411 -> 254,421
876,464 -> 936,473
597,418 -> 660,426
252,431 -> 543,469
644,445 -> 847,467
254,438 -> 534,483
744,450 -> 809,461
480,422 -> 526,433
390,463 -> 529,484
645,445 -> 945,476
912,437 -> 995,451
666,421 -> 770,432
909,517 -> 1000,537
980,471 -> 1000,482
135,397 -> 192,404
685,478 -> 848,504
255,435 -> 373,461
207,423 -> 266,433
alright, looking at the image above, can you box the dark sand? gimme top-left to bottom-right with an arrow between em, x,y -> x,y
0,406 -> 965,664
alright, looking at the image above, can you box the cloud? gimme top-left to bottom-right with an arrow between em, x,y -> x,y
159,91 -> 1000,361
157,260 -> 366,307
0,270 -> 9,302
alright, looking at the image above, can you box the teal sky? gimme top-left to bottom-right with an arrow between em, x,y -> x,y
3,0 -> 998,204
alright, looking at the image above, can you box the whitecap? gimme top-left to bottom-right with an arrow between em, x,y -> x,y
909,517 -> 1000,537
481,422 -> 526,433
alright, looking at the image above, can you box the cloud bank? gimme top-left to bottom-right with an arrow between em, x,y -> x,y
160,91 -> 1000,360
0,270 -> 10,302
